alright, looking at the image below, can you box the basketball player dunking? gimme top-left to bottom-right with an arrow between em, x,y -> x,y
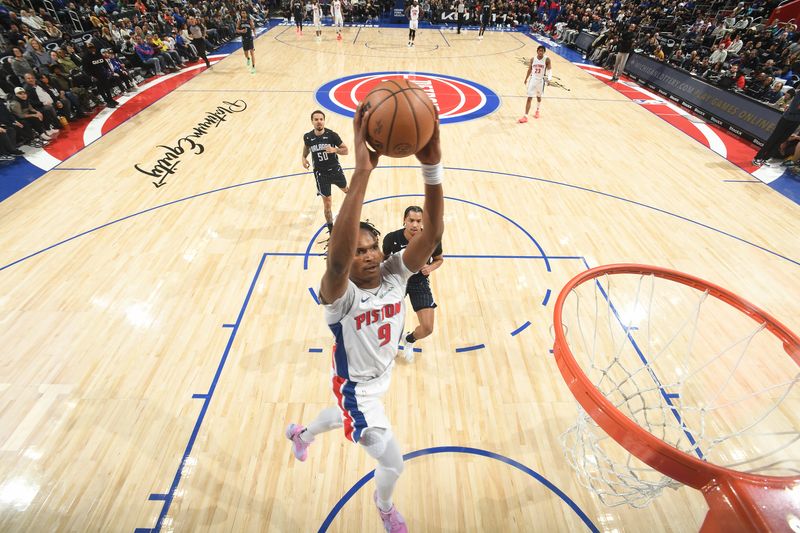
303,110 -> 350,232
236,9 -> 256,74
312,0 -> 322,40
382,206 -> 443,363
333,0 -> 344,40
407,0 -> 420,47
287,105 -> 445,533
519,45 -> 551,122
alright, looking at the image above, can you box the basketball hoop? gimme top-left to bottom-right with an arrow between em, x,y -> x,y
552,264 -> 800,532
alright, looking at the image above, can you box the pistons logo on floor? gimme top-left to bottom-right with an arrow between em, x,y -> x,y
316,71 -> 500,124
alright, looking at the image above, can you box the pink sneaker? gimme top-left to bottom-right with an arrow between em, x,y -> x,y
374,492 -> 408,532
285,423 -> 311,461
534,110 -> 540,118
517,116 -> 528,123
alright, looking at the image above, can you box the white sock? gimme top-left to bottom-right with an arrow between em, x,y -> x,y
374,437 -> 403,511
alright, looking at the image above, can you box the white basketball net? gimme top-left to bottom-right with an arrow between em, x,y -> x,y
558,272 -> 800,508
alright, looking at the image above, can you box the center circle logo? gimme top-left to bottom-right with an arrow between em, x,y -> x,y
316,71 -> 500,124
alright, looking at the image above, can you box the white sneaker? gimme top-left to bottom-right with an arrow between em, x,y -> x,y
403,333 -> 415,363
46,128 -> 59,135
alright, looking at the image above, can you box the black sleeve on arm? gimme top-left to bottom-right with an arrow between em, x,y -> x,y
382,233 -> 393,257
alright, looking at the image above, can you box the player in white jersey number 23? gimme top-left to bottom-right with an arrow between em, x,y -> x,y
519,44 -> 552,123
286,105 -> 445,532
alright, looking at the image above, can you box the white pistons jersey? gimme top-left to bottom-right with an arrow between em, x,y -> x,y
409,5 -> 419,20
313,4 -> 321,24
530,56 -> 547,80
324,251 -> 414,383
527,56 -> 548,97
333,0 -> 343,22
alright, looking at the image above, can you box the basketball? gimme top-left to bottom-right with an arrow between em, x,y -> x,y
359,79 -> 437,158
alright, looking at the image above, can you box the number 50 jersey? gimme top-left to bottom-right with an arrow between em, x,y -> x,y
322,251 -> 414,382
303,128 -> 344,173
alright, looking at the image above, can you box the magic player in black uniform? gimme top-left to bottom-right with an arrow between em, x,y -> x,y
236,9 -> 256,74
302,110 -> 349,232
478,2 -> 492,39
382,205 -> 444,363
293,0 -> 304,35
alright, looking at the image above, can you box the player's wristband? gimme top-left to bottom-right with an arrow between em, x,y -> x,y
421,162 -> 444,185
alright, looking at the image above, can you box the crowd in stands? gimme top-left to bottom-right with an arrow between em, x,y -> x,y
548,0 -> 800,110
0,0 -> 271,161
2,0 -> 795,162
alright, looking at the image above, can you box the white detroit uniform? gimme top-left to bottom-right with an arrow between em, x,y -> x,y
313,4 -> 322,28
409,5 -> 419,30
323,251 -> 414,443
333,0 -> 344,27
527,56 -> 548,97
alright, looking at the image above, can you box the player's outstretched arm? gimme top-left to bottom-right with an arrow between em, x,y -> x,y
404,115 -> 444,273
302,144 -> 310,169
319,104 -> 380,304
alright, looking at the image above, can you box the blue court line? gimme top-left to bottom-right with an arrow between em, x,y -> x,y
510,321 -> 531,336
148,494 -> 168,501
541,288 -> 552,307
309,348 -> 324,353
308,287 -> 321,305
665,392 -> 680,399
3,166 -> 797,274
222,323 -> 235,328
580,257 -> 704,459
0,20 -> 280,202
0,172 -> 303,273
303,224 -> 329,270
318,446 -> 599,532
398,345 -> 423,353
137,253 -> 267,533
303,189 -> 552,271
191,393 -> 208,399
450,166 -> 800,267
455,343 -> 485,352
50,167 -> 96,171
353,27 -> 361,43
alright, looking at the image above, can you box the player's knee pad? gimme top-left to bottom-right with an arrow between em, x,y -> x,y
359,427 -> 391,459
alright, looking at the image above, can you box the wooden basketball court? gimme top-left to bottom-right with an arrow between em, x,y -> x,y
0,25 -> 798,532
